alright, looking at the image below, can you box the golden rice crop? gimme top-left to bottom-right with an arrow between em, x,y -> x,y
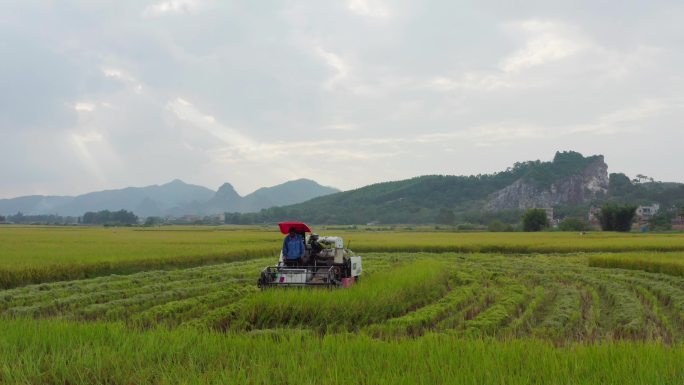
3,226 -> 684,288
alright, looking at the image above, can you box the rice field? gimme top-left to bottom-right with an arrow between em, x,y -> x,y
2,226 -> 684,384
4,252 -> 684,344
589,252 -> 684,277
2,320 -> 683,385
2,225 -> 684,288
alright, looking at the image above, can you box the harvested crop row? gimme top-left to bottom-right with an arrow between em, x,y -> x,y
3,252 -> 684,342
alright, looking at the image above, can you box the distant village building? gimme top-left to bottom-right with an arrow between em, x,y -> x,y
588,204 -> 662,230
673,215 -> 684,231
636,204 -> 660,221
542,207 -> 555,225
588,206 -> 602,229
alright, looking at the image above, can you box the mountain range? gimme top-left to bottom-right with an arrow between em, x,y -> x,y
0,179 -> 339,217
234,151 -> 684,225
4,151 -> 683,224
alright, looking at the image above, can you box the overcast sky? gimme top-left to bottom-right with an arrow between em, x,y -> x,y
1,0 -> 682,198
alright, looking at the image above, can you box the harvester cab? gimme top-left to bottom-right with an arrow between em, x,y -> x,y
257,221 -> 362,288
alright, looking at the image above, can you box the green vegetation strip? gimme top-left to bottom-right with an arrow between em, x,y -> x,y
1,319 -> 683,385
589,252 -> 684,277
0,248 -> 275,290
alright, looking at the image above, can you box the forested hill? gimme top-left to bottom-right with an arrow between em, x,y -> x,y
248,173 -> 523,224
227,151 -> 684,225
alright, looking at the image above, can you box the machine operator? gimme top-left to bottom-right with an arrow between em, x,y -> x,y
282,226 -> 305,266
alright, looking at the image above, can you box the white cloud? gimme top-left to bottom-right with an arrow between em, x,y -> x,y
409,124 -> 550,148
70,131 -> 108,182
143,0 -> 205,16
102,67 -> 144,93
315,46 -> 351,90
323,123 -> 358,131
429,20 -> 591,92
74,102 -> 95,112
429,72 -> 520,91
410,98 -> 679,147
501,20 -> 590,73
567,99 -> 677,135
102,68 -> 133,81
166,97 -> 255,150
347,0 -> 391,19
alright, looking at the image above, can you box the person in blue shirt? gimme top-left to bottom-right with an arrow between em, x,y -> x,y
282,227 -> 305,266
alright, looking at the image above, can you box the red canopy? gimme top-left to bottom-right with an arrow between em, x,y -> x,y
278,221 -> 312,234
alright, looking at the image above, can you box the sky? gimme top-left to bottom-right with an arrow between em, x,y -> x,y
1,0 -> 683,198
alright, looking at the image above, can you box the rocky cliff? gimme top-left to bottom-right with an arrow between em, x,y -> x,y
484,156 -> 609,210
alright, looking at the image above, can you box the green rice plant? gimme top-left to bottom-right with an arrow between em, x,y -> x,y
4,276 -> 233,319
364,285 -> 476,338
610,273 -> 684,340
632,285 -> 676,343
579,284 -> 601,341
0,226 -> 280,289
234,259 -> 453,332
2,318 -> 684,385
435,285 -> 496,331
506,286 -> 555,336
130,285 -> 254,328
631,276 -> 684,329
595,278 -> 646,339
181,297 -> 251,331
6,250 -> 684,344
0,258 -> 265,318
465,282 -> 528,336
589,252 -> 684,277
533,285 -> 582,341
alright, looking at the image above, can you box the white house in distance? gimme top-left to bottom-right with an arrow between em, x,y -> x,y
588,206 -> 602,228
636,204 -> 660,221
588,204 -> 661,229
542,207 -> 555,225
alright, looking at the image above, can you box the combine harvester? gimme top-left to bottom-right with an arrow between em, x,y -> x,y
257,222 -> 362,288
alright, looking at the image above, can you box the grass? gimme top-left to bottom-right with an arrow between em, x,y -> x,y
3,225 -> 684,288
1,319 -> 684,385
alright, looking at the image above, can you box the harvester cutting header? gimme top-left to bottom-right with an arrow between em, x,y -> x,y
257,222 -> 362,288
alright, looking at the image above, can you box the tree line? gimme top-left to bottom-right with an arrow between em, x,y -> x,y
521,204 -> 639,232
81,210 -> 138,225
0,212 -> 79,225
